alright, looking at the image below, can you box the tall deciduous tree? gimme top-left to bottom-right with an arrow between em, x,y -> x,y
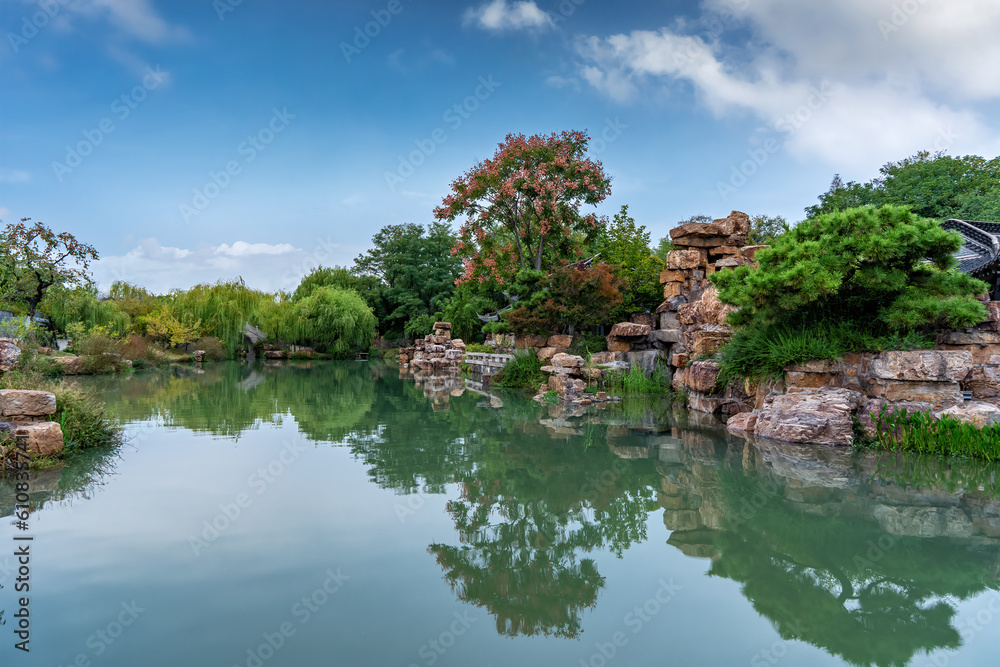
0,218 -> 99,317
593,205 -> 665,320
435,130 -> 612,284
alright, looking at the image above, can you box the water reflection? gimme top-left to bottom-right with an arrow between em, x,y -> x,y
41,363 -> 1000,665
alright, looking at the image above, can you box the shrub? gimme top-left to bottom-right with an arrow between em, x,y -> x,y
601,362 -> 673,397
862,406 -> 1000,462
492,351 -> 546,389
193,336 -> 227,361
503,263 -> 624,336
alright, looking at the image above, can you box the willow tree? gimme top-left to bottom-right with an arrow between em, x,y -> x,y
434,130 -> 612,285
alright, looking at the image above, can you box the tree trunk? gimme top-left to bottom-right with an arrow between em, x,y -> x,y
533,234 -> 545,271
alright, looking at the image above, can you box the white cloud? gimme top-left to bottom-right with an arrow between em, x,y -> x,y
0,207 -> 12,221
215,241 -> 296,257
63,0 -> 184,43
575,0 -> 1000,170
464,0 -> 552,32
92,239 -> 331,294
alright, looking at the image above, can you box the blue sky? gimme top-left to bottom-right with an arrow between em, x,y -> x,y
2,0 -> 998,294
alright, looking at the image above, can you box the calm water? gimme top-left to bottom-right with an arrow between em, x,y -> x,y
1,361 -> 999,667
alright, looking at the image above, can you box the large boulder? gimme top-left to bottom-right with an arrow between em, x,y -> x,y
0,390 -> 57,419
665,248 -> 707,270
0,338 -> 21,372
872,350 -> 973,382
551,353 -> 585,369
546,334 -> 573,348
938,402 -> 1000,427
754,387 -> 865,446
13,421 -> 64,457
677,285 -> 734,327
608,322 -> 650,339
672,360 -> 720,394
726,411 -> 757,433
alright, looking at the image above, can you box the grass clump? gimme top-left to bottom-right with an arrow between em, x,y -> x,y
601,362 -> 674,397
492,351 -> 546,389
859,406 -> 1000,462
716,317 -> 935,387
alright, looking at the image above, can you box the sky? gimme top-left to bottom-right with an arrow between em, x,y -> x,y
1,0 -> 998,294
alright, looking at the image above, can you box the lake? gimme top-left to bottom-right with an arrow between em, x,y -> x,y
1,361 -> 998,666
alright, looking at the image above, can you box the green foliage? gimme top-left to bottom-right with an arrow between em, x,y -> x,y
569,332 -> 608,356
806,153 -> 1000,221
502,263 -> 624,336
193,336 -> 227,361
864,406 -> 1000,462
279,286 -> 376,356
435,130 -> 612,283
42,285 -> 131,337
404,313 -> 436,341
435,284 -> 495,343
593,205 -> 665,320
492,351 -> 546,389
0,218 -> 99,317
108,281 -> 161,330
600,362 -> 673,397
352,221 -> 461,336
168,279 -> 275,356
543,389 -> 560,405
144,305 -> 204,348
746,214 -> 789,246
715,318 -> 935,386
712,205 -> 989,332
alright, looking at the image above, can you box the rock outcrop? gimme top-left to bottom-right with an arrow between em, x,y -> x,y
0,389 -> 64,456
753,387 -> 865,446
400,322 -> 466,371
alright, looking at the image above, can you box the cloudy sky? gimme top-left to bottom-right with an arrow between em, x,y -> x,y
2,0 -> 998,294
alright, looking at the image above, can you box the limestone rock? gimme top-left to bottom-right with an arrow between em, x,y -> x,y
663,283 -> 683,298
665,248 -> 707,270
0,338 -> 21,372
546,334 -> 573,348
714,211 -> 751,237
13,421 -> 64,457
754,387 -> 865,446
683,325 -> 732,357
433,322 -> 452,330
727,411 -> 757,433
672,236 -> 730,248
659,269 -> 686,284
650,329 -> 682,344
938,402 -> 1000,427
0,390 -> 57,418
872,350 -> 973,382
714,257 -> 746,270
451,339 -> 466,350
669,221 -> 723,240
659,312 -> 681,330
672,360 -> 720,394
740,245 -> 769,261
868,380 -> 963,406
962,365 -> 1000,398
537,347 -> 560,362
515,334 -> 549,349
551,353 -> 584,368
677,286 -> 734,327
608,341 -> 630,353
609,322 -> 650,339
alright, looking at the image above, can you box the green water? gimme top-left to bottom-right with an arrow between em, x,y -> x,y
1,361 -> 998,666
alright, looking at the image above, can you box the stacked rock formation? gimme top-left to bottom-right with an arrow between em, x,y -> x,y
0,389 -> 64,456
400,322 -> 466,370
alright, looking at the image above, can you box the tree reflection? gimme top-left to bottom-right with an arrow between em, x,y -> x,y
659,430 -> 1000,667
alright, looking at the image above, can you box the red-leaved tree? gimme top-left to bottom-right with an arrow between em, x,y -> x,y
434,130 -> 612,285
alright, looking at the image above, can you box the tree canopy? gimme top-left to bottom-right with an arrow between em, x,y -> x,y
593,205 -> 664,320
435,130 -> 612,284
0,218 -> 99,317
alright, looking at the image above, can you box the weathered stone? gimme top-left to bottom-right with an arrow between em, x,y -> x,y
754,387 -> 865,446
937,330 -> 1000,345
727,411 -> 757,433
936,343 -> 1000,365
740,245 -> 769,261
868,380 -> 963,406
786,359 -> 839,374
714,257 -> 746,270
589,351 -> 622,365
673,360 -> 720,394
451,339 -> 466,350
609,322 -> 650,339
580,367 -> 602,381
687,391 -> 728,414
537,347 -> 560,362
677,285 -> 734,327
659,311 -> 681,329
551,353 -> 585,368
433,322 -> 452,330
0,390 -> 57,418
0,338 -> 21,372
663,283 -> 683,298
666,248 -> 707,270
669,221 -> 723,240
684,325 -> 732,357
427,345 -> 446,354
714,211 -> 751,237
651,329 -> 682,344
872,350 -> 973,382
785,371 -> 837,389
547,334 -> 573,348
938,402 -> 1000,427
13,421 -> 64,457
608,341 -> 631,353
673,235 -> 730,248
671,351 -> 689,367
659,269 -> 686,283
708,246 -> 741,257
548,374 -> 585,399
962,365 -> 1000,398
630,313 -> 657,328
515,334 -> 549,349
